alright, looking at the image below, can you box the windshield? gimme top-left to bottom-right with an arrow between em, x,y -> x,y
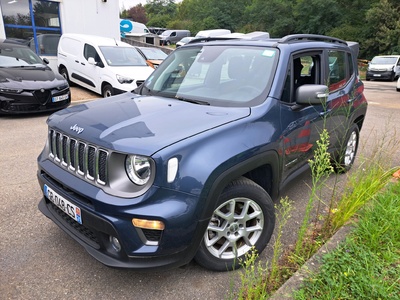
100,46 -> 148,66
371,56 -> 398,65
139,48 -> 168,60
0,45 -> 44,67
142,45 -> 278,107
160,30 -> 172,37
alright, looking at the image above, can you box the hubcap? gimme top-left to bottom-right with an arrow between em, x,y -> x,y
344,130 -> 357,166
204,197 -> 264,260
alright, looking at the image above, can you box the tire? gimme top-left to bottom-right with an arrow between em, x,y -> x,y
59,67 -> 73,85
194,177 -> 275,271
102,84 -> 113,98
334,124 -> 359,173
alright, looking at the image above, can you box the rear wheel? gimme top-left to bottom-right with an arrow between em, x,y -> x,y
334,124 -> 359,173
194,177 -> 275,271
102,84 -> 113,98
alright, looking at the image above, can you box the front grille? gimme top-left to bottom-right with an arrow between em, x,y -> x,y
49,129 -> 109,185
33,89 -> 51,105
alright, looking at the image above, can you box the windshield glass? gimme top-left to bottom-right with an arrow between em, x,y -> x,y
100,46 -> 148,66
0,45 -> 44,67
160,30 -> 172,37
139,47 -> 167,60
143,45 -> 278,107
371,56 -> 398,65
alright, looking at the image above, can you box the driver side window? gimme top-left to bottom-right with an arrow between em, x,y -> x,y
84,44 -> 100,63
281,53 -> 321,103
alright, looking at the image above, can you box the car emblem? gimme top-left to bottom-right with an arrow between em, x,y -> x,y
40,88 -> 45,93
70,124 -> 84,134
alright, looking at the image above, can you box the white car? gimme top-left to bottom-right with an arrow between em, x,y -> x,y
397,77 -> 400,92
58,34 -> 154,97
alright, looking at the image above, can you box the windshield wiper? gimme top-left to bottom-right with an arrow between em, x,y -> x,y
175,95 -> 210,106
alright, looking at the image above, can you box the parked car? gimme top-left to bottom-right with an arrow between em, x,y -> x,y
397,77 -> 400,92
28,33 -> 61,55
0,39 -> 70,114
37,33 -> 367,271
57,34 -> 154,97
135,46 -> 168,68
159,29 -> 190,46
366,55 -> 400,81
176,37 -> 195,48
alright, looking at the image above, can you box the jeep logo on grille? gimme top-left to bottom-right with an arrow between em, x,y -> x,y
70,124 -> 84,134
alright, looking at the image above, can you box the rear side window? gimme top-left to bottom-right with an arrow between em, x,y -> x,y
328,50 -> 351,92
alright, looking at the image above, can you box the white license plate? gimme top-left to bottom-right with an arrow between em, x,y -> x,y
44,184 -> 82,224
52,93 -> 69,102
373,74 -> 381,77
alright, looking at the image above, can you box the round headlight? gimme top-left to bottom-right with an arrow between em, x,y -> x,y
125,155 -> 152,186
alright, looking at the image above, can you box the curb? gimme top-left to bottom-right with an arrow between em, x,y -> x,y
269,224 -> 354,299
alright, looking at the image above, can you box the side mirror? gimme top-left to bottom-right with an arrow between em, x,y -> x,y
42,57 -> 49,64
87,57 -> 97,65
296,84 -> 329,105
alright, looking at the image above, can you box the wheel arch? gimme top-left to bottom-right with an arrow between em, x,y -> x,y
199,150 -> 280,222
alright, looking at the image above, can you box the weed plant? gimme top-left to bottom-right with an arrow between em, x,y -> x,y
232,121 -> 399,299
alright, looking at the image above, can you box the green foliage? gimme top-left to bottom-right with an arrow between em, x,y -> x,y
293,129 -> 333,259
294,181 -> 400,299
127,0 -> 400,58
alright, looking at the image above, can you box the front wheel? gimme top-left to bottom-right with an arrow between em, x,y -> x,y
194,177 -> 275,271
334,124 -> 359,173
102,84 -> 113,98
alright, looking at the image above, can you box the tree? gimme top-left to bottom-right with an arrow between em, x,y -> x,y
125,4 -> 148,24
145,0 -> 178,27
362,0 -> 400,58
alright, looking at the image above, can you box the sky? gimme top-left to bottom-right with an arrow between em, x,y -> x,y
119,0 -> 146,10
119,0 -> 182,10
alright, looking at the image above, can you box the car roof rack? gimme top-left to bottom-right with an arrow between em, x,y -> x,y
278,34 -> 347,45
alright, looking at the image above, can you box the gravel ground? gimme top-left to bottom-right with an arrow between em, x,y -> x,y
70,86 -> 99,102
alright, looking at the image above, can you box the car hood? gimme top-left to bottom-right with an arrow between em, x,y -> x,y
48,93 -> 250,155
110,65 -> 154,80
0,66 -> 65,88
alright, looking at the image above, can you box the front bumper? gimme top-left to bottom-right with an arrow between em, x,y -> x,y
366,70 -> 394,80
37,159 -> 206,270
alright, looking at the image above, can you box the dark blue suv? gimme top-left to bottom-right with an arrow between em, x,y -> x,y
37,33 -> 367,271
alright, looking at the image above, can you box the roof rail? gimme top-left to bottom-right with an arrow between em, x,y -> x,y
278,34 -> 347,45
186,31 -> 271,45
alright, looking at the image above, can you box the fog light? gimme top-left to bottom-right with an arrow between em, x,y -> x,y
109,236 -> 121,252
132,218 -> 165,230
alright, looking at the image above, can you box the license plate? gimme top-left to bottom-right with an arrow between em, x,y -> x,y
44,184 -> 82,224
52,93 -> 69,102
373,74 -> 381,77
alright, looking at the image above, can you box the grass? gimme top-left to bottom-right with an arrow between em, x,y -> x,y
229,121 -> 399,299
294,180 -> 400,299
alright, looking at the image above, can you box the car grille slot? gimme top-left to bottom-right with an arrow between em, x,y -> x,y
34,90 -> 51,105
48,129 -> 108,185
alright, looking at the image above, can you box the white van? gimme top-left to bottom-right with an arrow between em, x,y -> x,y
195,29 -> 231,38
159,30 -> 190,45
366,55 -> 400,81
120,19 -> 150,36
57,34 -> 154,97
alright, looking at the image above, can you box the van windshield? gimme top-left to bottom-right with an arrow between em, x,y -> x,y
370,56 -> 398,65
99,46 -> 148,66
142,45 -> 279,107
